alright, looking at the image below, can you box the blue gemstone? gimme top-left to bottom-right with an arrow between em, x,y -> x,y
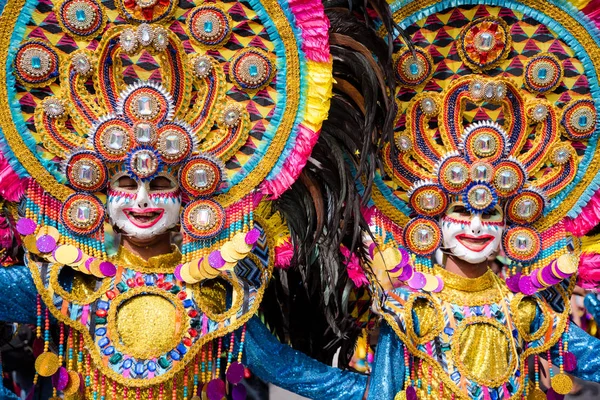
103,346 -> 115,356
97,301 -> 109,310
579,115 -> 589,127
249,64 -> 258,77
182,299 -> 193,308
443,327 -> 454,335
203,20 -> 213,33
76,9 -> 86,22
177,343 -> 187,354
95,327 -> 107,336
145,275 -> 156,286
98,337 -> 109,348
537,67 -> 548,80
170,350 -> 181,361
148,361 -> 157,372
135,362 -> 145,375
31,56 -> 41,69
409,62 -> 419,76
123,359 -> 133,369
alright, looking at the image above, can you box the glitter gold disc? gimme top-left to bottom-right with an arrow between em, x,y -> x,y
76,256 -> 92,274
394,391 -> 407,400
232,232 -> 252,254
551,373 -> 573,395
382,247 -> 402,270
54,244 -> 80,265
35,351 -> 60,377
221,241 -> 244,262
528,388 -> 547,400
556,254 -> 577,275
200,257 -> 220,279
188,259 -> 204,281
422,273 -> 439,292
63,371 -> 81,395
180,262 -> 200,284
88,259 -> 104,278
23,235 -> 40,254
36,225 -> 60,241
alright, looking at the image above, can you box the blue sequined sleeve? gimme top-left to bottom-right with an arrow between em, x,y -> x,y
366,322 -> 405,400
0,265 -> 37,324
244,317 -> 368,399
552,323 -> 600,383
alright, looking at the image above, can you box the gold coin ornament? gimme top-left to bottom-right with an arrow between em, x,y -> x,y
63,371 -> 82,395
551,373 -> 573,395
556,254 -> 577,275
23,235 -> 40,254
220,241 -> 244,263
232,232 -> 252,254
35,351 -> 60,377
528,388 -> 547,400
36,225 -> 60,241
54,244 -> 81,265
394,390 -> 407,400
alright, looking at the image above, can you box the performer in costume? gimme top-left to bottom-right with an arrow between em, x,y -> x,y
0,0 -> 339,396
235,0 -> 600,399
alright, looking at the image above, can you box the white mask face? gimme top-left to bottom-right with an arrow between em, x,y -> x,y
440,201 -> 505,264
107,173 -> 181,240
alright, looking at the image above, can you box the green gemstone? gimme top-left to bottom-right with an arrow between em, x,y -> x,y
95,317 -> 107,324
190,319 -> 201,328
170,285 -> 180,294
116,282 -> 128,292
109,353 -> 123,364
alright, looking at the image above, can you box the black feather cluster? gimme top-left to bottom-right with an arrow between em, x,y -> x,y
260,0 -> 403,368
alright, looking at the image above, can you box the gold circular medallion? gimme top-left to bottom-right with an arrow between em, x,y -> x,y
88,259 -> 104,278
180,262 -> 200,284
221,241 -> 244,262
63,370 -> 81,395
200,257 -> 220,279
23,235 -> 40,254
382,247 -> 402,270
394,391 -> 407,400
35,351 -> 60,377
422,273 -> 439,291
556,254 -> 577,275
54,244 -> 80,265
36,225 -> 60,241
528,388 -> 547,400
188,259 -> 204,281
551,373 -> 573,395
232,232 -> 252,254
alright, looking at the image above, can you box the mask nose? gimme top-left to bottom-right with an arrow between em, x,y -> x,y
469,215 -> 482,235
135,183 -> 150,209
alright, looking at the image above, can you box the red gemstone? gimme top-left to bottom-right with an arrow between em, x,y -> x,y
126,279 -> 135,288
136,277 -> 144,286
163,282 -> 173,290
188,329 -> 198,337
96,309 -> 107,317
106,290 -> 116,300
188,310 -> 198,318
243,367 -> 251,379
177,291 -> 187,300
183,337 -> 192,347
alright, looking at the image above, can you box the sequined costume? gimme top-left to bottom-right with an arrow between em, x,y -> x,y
0,0 -> 336,395
212,0 -> 600,399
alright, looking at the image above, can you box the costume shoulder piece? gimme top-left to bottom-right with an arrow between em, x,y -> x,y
0,0 -> 331,396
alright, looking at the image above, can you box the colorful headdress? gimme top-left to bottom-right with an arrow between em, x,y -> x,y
0,0 -> 331,394
369,0 -> 600,292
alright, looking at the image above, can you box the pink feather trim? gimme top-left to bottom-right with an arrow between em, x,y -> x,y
274,239 -> 293,269
288,0 -> 330,63
579,252 -> 600,290
0,153 -> 26,202
261,124 -> 319,198
340,244 -> 368,287
564,188 -> 600,236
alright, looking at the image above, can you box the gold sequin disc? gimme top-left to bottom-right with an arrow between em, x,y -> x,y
54,244 -> 80,265
35,351 -> 60,377
528,388 -> 547,400
394,391 -> 407,400
23,235 -> 40,254
63,370 -> 81,395
551,373 -> 573,395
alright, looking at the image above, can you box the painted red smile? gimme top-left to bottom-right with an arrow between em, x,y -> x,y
123,208 -> 164,228
455,233 -> 495,252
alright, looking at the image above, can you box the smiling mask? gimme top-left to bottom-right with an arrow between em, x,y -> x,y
107,173 -> 181,240
440,202 -> 504,264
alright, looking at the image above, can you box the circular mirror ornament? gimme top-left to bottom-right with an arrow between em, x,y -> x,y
182,199 -> 226,239
561,99 -> 596,141
60,193 -> 105,235
457,17 -> 511,71
493,160 -> 526,197
66,151 -> 108,192
502,226 -> 541,263
403,218 -> 441,256
438,156 -> 470,194
156,123 -> 193,164
93,118 -> 132,162
14,41 -> 59,88
394,48 -> 434,87
127,148 -> 161,180
179,155 -> 223,198
506,189 -> 546,225
229,47 -> 275,91
187,5 -> 232,48
524,53 -> 563,93
464,181 -> 497,213
408,183 -> 447,217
